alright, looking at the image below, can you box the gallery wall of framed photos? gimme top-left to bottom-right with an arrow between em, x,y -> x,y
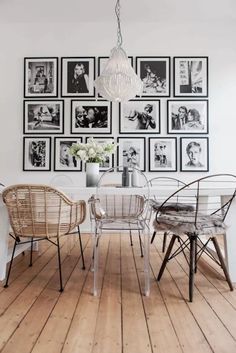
23,55 -> 209,173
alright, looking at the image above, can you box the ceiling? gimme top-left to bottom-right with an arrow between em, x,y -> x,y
0,0 -> 235,23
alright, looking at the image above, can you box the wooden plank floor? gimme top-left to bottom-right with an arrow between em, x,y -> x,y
0,233 -> 236,353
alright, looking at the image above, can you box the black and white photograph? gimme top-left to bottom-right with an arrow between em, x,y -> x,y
97,56 -> 133,98
149,137 -> 177,172
71,100 -> 112,134
24,57 -> 58,98
54,137 -> 82,172
23,100 -> 64,134
167,100 -> 208,134
136,57 -> 170,97
174,57 -> 208,97
180,137 -> 209,171
119,100 -> 160,134
86,137 -> 114,171
61,57 -> 95,97
23,137 -> 51,171
117,137 -> 145,171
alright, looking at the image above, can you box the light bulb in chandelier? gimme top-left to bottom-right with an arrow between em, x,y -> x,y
94,0 -> 143,102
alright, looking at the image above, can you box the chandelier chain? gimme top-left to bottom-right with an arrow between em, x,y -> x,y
115,0 -> 123,47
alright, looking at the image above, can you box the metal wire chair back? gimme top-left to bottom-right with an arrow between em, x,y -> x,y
155,174 -> 236,231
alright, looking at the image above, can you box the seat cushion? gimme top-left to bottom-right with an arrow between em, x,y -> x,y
150,200 -> 195,212
153,210 -> 226,236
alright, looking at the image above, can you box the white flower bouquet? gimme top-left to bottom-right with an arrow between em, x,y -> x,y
69,137 -> 116,164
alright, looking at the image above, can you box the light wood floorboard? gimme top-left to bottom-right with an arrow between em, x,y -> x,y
0,233 -> 235,353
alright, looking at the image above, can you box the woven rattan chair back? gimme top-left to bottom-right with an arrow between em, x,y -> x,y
2,184 -> 86,238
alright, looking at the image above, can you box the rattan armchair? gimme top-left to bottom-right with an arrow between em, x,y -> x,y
2,184 -> 86,292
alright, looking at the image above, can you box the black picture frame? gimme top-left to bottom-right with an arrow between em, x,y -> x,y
117,137 -> 146,171
61,57 -> 95,97
148,137 -> 177,172
174,56 -> 209,97
97,56 -> 133,98
119,99 -> 160,134
136,56 -> 170,97
167,99 -> 209,134
23,136 -> 51,171
97,56 -> 134,76
24,57 -> 58,98
85,136 -> 115,171
23,100 -> 64,135
180,137 -> 209,172
71,100 -> 112,135
54,137 -> 82,172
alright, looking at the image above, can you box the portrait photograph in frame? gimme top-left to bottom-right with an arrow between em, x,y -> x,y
71,100 -> 112,134
149,137 -> 177,172
180,137 -> 209,172
119,99 -> 160,134
24,57 -> 58,98
167,100 -> 208,134
23,100 -> 64,134
174,56 -> 208,97
86,137 -> 114,171
136,56 -> 170,97
54,137 -> 82,172
23,136 -> 51,171
61,57 -> 95,97
117,137 -> 145,171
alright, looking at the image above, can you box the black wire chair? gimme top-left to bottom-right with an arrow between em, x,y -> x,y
148,177 -> 187,252
154,174 -> 236,302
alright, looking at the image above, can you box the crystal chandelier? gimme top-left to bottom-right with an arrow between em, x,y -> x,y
95,0 -> 143,102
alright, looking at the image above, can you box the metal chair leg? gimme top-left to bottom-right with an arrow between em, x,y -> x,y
29,237 -> 33,267
138,229 -> 143,257
4,239 -> 17,288
150,231 -> 156,244
56,236 -> 63,292
162,232 -> 168,253
211,237 -> 234,291
129,230 -> 133,246
189,235 -> 196,302
77,226 -> 85,270
157,234 -> 177,281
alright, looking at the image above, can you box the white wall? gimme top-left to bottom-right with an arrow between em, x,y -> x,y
0,15 -> 236,186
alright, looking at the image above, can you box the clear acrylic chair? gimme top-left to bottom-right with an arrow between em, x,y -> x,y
154,174 -> 236,302
148,177 -> 187,252
89,166 -> 150,296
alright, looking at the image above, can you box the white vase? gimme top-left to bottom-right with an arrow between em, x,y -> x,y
86,163 -> 100,187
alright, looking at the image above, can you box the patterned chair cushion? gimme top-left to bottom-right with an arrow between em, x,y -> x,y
150,200 -> 195,212
153,210 -> 226,236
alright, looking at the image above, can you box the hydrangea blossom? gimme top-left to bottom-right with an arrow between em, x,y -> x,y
70,138 -> 117,163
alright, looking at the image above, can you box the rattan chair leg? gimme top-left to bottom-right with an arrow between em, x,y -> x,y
56,236 -> 63,292
189,235 -> 197,302
138,229 -> 143,257
211,237 -> 234,291
4,239 -> 17,288
29,237 -> 33,267
77,226 -> 85,270
162,232 -> 168,253
150,231 -> 156,244
157,234 -> 177,281
129,230 -> 133,246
